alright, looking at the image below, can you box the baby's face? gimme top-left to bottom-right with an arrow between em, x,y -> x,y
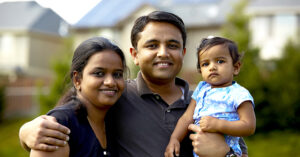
199,44 -> 240,88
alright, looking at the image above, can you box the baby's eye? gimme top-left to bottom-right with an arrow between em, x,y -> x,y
217,60 -> 225,64
201,63 -> 209,67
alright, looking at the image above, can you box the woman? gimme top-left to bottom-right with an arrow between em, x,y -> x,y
30,37 -> 127,157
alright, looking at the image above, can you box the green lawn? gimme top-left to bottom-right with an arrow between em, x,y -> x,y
245,131 -> 300,157
1,118 -> 300,157
0,118 -> 30,157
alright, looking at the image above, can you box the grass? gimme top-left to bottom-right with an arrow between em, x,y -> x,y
0,118 -> 30,157
245,131 -> 300,157
0,118 -> 300,157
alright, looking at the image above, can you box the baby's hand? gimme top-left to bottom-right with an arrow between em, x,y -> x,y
164,138 -> 180,157
199,116 -> 219,132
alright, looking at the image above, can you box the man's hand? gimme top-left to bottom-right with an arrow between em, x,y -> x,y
19,115 -> 70,152
188,124 -> 229,157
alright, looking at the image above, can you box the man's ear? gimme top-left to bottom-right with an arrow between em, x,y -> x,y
130,48 -> 139,65
73,71 -> 81,90
182,48 -> 186,56
233,61 -> 241,76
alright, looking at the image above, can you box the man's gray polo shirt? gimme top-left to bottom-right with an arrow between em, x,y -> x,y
106,72 -> 193,157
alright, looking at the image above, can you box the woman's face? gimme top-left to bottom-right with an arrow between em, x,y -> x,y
75,50 -> 125,108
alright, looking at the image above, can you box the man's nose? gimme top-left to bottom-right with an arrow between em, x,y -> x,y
157,45 -> 169,58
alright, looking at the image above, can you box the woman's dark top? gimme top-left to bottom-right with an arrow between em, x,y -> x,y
47,101 -> 114,157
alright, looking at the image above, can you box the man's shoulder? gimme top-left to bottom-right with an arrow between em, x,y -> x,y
126,79 -> 137,86
125,79 -> 138,92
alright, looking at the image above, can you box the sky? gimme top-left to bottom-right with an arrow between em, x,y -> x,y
0,0 -> 102,24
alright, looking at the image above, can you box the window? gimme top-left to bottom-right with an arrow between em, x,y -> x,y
273,14 -> 297,41
0,35 -> 2,52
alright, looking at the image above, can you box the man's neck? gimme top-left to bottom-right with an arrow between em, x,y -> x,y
142,74 -> 182,105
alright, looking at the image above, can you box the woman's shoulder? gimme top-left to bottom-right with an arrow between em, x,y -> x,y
48,102 -> 76,116
46,101 -> 79,127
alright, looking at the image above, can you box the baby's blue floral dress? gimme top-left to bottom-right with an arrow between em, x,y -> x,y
192,81 -> 254,157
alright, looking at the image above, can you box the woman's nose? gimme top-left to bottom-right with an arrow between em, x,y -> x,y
103,75 -> 116,86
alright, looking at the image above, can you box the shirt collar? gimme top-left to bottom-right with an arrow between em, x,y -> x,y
136,71 -> 191,103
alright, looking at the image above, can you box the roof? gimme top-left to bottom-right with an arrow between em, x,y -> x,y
75,0 -> 157,28
74,0 -> 238,28
247,0 -> 300,15
0,1 -> 68,36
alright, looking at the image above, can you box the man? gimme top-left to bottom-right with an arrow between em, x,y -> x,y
19,11 -> 247,157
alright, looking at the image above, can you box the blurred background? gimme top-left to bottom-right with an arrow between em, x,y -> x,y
0,0 -> 299,156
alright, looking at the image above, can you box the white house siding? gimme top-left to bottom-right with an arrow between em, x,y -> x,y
250,14 -> 300,59
28,32 -> 63,77
0,32 -> 29,76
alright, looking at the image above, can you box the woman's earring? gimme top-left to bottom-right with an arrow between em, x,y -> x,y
76,82 -> 81,91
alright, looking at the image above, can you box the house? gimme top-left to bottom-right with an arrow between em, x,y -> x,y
72,0 -> 240,84
0,1 -> 69,78
0,1 -> 69,118
247,0 -> 300,60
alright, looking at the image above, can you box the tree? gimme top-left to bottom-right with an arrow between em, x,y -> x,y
265,39 -> 300,130
0,85 -> 5,122
37,37 -> 73,114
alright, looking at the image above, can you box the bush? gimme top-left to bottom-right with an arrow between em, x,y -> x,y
0,85 -> 5,122
261,40 -> 300,131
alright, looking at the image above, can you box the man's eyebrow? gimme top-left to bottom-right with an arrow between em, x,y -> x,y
168,39 -> 181,44
144,39 -> 158,44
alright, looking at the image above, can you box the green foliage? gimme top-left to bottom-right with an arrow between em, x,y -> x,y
0,85 -> 5,122
222,0 -> 250,51
37,37 -> 73,114
129,60 -> 140,79
262,40 -> 300,131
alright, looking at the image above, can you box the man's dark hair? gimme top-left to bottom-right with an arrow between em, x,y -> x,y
131,11 -> 186,49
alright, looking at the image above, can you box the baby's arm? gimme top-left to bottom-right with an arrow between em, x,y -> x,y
164,99 -> 196,157
199,101 -> 256,136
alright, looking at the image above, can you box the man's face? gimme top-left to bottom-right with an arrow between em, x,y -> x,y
131,22 -> 186,83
